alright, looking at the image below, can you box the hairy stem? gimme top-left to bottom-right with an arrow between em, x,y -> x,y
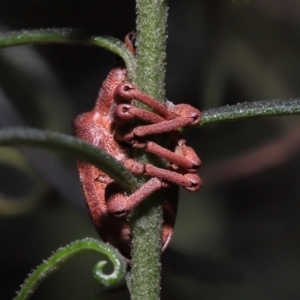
129,0 -> 168,299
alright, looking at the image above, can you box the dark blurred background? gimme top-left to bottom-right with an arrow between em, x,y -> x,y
1,0 -> 300,299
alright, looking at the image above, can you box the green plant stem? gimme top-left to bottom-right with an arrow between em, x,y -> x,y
129,1 -> 168,300
0,127 -> 138,193
0,28 -> 135,76
14,238 -> 126,300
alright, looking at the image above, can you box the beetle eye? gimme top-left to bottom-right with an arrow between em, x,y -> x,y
125,31 -> 137,54
128,31 -> 137,49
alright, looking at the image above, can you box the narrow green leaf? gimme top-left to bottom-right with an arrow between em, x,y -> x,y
0,28 -> 135,77
0,127 -> 139,192
14,238 -> 126,300
200,99 -> 300,126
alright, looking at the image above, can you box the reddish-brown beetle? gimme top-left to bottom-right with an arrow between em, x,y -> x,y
73,34 -> 202,260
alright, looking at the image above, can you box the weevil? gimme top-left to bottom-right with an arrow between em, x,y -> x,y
73,33 -> 202,260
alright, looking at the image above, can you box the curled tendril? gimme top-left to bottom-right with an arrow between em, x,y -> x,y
92,248 -> 125,286
14,238 -> 126,300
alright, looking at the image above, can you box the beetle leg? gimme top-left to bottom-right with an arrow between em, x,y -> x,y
107,177 -> 162,214
114,83 -> 201,125
132,117 -> 194,137
123,159 -> 202,192
114,103 -> 194,134
113,103 -> 166,124
144,164 -> 202,192
113,104 -> 201,165
114,82 -> 173,120
145,140 -> 201,173
115,127 -> 201,173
